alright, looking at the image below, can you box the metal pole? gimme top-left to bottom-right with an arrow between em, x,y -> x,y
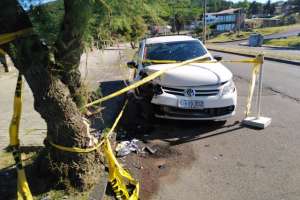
237,9 -> 241,35
256,55 -> 264,118
203,0 -> 207,44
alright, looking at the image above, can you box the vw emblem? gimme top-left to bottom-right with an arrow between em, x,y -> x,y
185,88 -> 196,97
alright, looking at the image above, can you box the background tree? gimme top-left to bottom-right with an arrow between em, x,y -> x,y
248,1 -> 263,17
233,0 -> 250,10
290,0 -> 300,13
175,13 -> 184,34
263,0 -> 275,16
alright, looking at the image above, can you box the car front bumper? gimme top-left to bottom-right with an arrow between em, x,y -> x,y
151,89 -> 237,120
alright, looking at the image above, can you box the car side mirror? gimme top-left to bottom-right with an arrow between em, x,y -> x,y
214,55 -> 222,61
127,61 -> 138,69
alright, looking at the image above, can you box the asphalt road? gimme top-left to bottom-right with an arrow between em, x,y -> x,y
213,51 -> 300,101
148,52 -> 300,200
216,26 -> 300,59
223,26 -> 300,45
264,27 -> 300,39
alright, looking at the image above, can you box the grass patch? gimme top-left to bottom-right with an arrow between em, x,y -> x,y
209,24 -> 300,43
208,31 -> 252,42
264,36 -> 300,47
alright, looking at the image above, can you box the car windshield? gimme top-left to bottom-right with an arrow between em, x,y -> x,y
144,40 -> 208,62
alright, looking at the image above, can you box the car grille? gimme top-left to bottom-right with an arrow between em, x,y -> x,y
162,86 -> 220,97
155,105 -> 235,118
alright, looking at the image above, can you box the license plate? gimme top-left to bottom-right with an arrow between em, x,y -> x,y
178,100 -> 204,109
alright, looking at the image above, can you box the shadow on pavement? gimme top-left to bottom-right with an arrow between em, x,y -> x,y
136,119 -> 242,146
120,98 -> 243,146
89,80 -> 127,131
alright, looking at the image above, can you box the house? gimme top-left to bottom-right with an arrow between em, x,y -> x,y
205,8 -> 245,33
205,13 -> 218,25
215,8 -> 245,32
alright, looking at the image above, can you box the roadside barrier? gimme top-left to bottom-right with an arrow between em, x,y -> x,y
9,74 -> 33,200
0,28 -> 33,46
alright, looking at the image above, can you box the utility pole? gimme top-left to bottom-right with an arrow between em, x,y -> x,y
202,0 -> 207,44
237,9 -> 241,35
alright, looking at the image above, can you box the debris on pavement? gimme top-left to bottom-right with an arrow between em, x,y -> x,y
142,146 -> 157,155
116,139 -> 140,157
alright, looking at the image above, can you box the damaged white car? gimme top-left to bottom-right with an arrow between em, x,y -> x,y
127,35 -> 237,121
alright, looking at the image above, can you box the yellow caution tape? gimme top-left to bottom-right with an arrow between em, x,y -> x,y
83,55 -> 263,111
49,100 -> 139,200
9,74 -> 23,146
83,55 -> 210,109
8,45 -> 262,200
102,137 -> 139,200
142,59 -> 178,64
17,168 -> 33,200
0,28 -> 33,45
0,48 -> 6,55
48,101 -> 128,153
48,139 -> 104,153
9,74 -> 33,200
245,54 -> 263,116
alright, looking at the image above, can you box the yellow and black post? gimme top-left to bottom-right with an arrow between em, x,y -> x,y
9,73 -> 33,200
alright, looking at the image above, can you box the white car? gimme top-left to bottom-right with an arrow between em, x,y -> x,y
127,35 -> 237,121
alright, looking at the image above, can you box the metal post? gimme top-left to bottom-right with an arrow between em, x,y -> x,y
203,0 -> 207,44
242,54 -> 271,129
256,55 -> 264,118
237,9 -> 241,35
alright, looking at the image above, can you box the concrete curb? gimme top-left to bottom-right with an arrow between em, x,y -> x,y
208,48 -> 300,66
261,44 -> 300,50
209,38 -> 247,44
238,42 -> 300,50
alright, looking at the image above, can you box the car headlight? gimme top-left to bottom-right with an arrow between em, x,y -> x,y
222,79 -> 235,95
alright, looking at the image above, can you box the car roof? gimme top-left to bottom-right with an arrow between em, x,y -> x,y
144,35 -> 198,45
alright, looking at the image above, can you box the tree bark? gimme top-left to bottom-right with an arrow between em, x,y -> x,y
54,0 -> 93,107
1,0 -> 101,190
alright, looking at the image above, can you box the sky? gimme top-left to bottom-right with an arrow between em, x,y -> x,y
18,0 -> 57,10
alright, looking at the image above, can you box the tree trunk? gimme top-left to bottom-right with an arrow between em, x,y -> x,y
1,0 -> 101,190
54,0 -> 93,107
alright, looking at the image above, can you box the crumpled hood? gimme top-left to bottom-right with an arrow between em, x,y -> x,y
145,62 -> 233,87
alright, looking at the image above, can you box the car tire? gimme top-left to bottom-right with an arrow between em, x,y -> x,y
123,93 -> 154,134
